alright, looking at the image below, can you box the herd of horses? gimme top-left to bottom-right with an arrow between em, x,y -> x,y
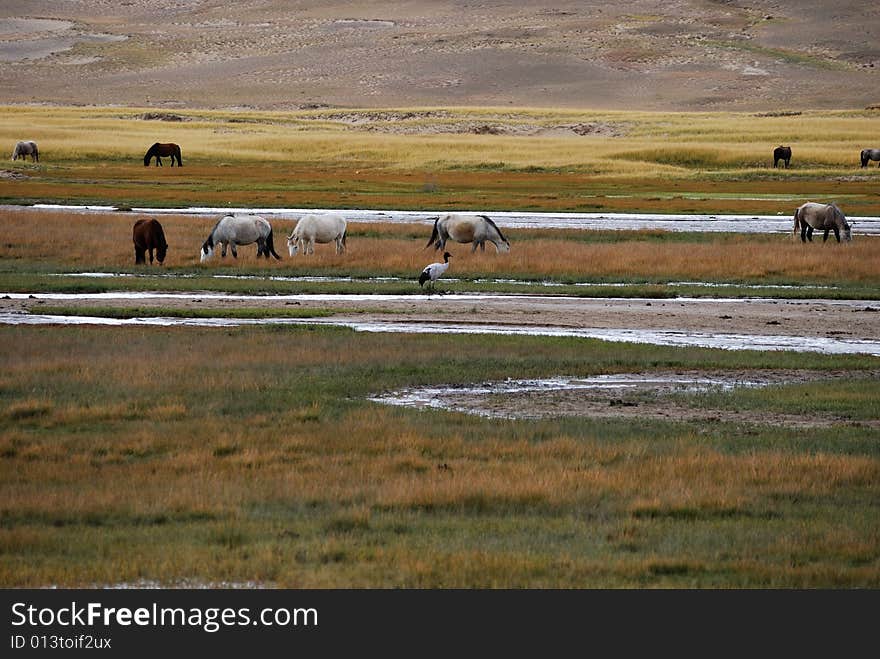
11,139 -> 880,171
7,138 -> 860,272
134,198 -> 852,273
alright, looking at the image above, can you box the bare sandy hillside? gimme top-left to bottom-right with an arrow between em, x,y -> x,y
0,1 -> 878,111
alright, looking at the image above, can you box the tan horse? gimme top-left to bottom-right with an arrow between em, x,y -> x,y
793,202 -> 852,243
425,214 -> 510,253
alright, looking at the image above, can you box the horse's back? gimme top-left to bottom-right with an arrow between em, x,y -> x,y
441,214 -> 480,242
133,218 -> 166,246
294,213 -> 346,241
218,214 -> 269,243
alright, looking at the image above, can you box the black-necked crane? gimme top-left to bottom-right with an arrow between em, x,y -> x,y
418,251 -> 452,292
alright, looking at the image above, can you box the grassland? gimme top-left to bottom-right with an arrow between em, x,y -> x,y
1,325 -> 878,588
1,104 -> 879,588
2,105 -> 880,215
1,210 -> 879,300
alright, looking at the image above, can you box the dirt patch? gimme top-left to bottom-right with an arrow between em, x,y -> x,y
0,2 -> 878,110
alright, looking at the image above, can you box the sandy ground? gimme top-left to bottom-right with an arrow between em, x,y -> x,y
5,293 -> 879,343
0,1 -> 878,111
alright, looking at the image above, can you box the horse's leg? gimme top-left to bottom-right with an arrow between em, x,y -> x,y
806,226 -> 813,242
220,242 -> 227,258
231,244 -> 238,258
148,248 -> 154,264
833,228 -> 840,243
822,229 -> 830,243
800,223 -> 807,242
135,248 -> 145,265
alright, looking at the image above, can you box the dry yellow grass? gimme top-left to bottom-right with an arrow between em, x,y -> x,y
2,105 -> 880,174
1,209 -> 877,284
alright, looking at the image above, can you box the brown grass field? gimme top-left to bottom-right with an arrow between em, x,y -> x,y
2,325 -> 878,587
1,209 -> 878,287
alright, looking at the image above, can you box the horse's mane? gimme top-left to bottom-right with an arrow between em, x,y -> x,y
477,214 -> 508,242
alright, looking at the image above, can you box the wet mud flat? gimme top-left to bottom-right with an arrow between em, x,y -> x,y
371,370 -> 880,427
3,292 -> 879,356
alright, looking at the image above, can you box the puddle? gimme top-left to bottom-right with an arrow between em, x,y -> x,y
83,579 -> 268,590
369,373 -> 772,419
368,370 -> 875,424
17,204 -> 880,235
52,272 -> 838,290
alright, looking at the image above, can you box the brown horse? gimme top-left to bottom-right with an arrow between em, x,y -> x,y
133,218 -> 168,264
773,145 -> 791,168
143,142 -> 182,166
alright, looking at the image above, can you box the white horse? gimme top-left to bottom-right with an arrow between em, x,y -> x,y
200,214 -> 281,262
425,214 -> 510,253
286,213 -> 347,255
12,140 -> 38,162
793,202 -> 852,243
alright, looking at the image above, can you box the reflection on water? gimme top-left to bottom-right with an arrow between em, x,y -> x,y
20,204 -> 880,235
2,310 -> 878,355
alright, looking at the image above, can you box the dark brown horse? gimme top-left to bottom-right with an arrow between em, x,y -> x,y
133,218 -> 168,264
143,142 -> 182,167
773,145 -> 791,168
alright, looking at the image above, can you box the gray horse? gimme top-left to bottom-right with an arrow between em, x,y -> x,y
200,214 -> 281,261
860,148 -> 880,168
793,202 -> 852,243
12,140 -> 38,162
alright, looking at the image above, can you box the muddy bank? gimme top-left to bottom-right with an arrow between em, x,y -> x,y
3,292 -> 880,355
370,369 -> 880,427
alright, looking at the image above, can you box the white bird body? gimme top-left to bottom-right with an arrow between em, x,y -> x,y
419,251 -> 452,291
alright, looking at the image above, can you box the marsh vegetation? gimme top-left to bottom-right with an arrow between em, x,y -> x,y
1,105 -> 878,588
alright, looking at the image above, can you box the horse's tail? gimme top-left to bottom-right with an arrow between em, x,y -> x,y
266,227 -> 281,260
424,216 -> 440,249
793,207 -> 801,238
861,150 -> 868,167
175,144 -> 182,166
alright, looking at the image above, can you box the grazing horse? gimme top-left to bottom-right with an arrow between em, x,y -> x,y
132,218 -> 168,265
143,142 -> 182,167
200,214 -> 281,262
11,140 -> 38,162
793,202 -> 852,243
773,145 -> 791,168
286,213 -> 347,255
860,148 -> 880,168
425,213 -> 510,253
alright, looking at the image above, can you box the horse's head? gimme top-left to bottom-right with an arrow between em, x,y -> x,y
494,239 -> 511,254
286,233 -> 299,256
143,152 -> 151,166
156,241 -> 168,264
831,205 -> 853,242
200,238 -> 213,262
